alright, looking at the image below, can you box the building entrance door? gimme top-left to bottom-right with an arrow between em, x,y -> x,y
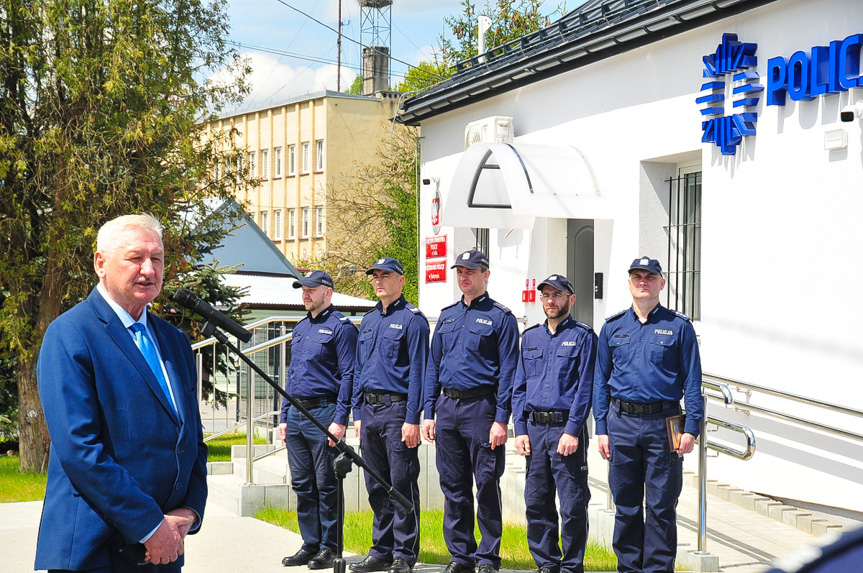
566,219 -> 594,327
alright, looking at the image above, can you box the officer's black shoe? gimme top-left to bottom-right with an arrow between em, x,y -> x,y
388,558 -> 412,573
537,568 -> 558,573
443,561 -> 475,573
477,564 -> 498,573
308,548 -> 336,570
282,549 -> 318,567
350,555 -> 393,572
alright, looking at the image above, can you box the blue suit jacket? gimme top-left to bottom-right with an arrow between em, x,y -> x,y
35,288 -> 208,571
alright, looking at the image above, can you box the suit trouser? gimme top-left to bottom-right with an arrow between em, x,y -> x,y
361,399 -> 421,565
434,393 -> 505,570
286,402 -> 339,552
524,422 -> 591,573
607,404 -> 683,573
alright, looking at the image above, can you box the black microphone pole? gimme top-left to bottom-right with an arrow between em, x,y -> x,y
199,321 -> 414,573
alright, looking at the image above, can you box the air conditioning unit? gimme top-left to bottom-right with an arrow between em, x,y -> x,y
464,116 -> 514,149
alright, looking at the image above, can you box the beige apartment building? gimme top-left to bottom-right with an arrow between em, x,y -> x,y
207,90 -> 399,265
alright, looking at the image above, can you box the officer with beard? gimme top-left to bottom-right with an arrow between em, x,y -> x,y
512,274 -> 596,573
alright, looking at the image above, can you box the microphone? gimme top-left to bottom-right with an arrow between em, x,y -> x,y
172,288 -> 252,343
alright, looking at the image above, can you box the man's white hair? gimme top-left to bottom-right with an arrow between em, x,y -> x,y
96,214 -> 163,254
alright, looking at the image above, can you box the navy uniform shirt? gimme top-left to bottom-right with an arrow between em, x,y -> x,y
280,305 -> 358,426
593,304 -> 703,437
424,293 -> 520,424
352,294 -> 430,425
512,316 -> 597,438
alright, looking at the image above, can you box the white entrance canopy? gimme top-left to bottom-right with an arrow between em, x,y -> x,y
443,142 -> 602,229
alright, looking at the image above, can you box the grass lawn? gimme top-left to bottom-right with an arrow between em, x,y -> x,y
204,432 -> 268,462
0,456 -> 47,503
256,507 -> 619,571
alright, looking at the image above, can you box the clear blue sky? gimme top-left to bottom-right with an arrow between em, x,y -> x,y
221,0 -> 571,108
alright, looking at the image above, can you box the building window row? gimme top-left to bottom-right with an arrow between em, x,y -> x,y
235,140 -> 322,179
257,207 -> 325,241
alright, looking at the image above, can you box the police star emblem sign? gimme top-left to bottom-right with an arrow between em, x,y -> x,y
697,33 -> 763,155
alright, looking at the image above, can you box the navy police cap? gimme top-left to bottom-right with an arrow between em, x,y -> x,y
365,257 -> 404,275
628,256 -> 663,275
537,274 -> 574,294
451,249 -> 490,269
293,270 -> 334,289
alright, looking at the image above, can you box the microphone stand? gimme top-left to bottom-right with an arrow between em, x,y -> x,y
202,322 -> 413,573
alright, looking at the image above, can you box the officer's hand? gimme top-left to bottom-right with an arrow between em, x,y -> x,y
489,421 -> 508,449
557,433 -> 579,456
327,422 -> 346,447
143,517 -> 184,565
678,432 -> 696,455
597,434 -> 611,460
515,435 -> 530,456
166,508 -> 197,539
422,419 -> 436,443
402,423 -> 421,448
278,422 -> 287,445
353,420 -> 362,440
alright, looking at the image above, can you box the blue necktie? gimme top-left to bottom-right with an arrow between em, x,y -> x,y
130,323 -> 176,413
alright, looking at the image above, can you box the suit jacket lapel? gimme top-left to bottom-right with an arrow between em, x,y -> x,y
88,289 -> 180,425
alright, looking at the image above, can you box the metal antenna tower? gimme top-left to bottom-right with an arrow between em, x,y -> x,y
359,0 -> 392,94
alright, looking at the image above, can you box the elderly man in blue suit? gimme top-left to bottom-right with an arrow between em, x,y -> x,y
35,214 -> 208,572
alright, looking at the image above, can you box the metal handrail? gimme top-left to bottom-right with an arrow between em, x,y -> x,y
704,372 -> 863,442
694,380 -> 757,553
203,410 -> 280,443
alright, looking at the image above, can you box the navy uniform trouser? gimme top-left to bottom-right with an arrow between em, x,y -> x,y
524,421 -> 591,573
286,402 -> 339,552
361,399 -> 421,565
607,403 -> 683,573
434,393 -> 505,569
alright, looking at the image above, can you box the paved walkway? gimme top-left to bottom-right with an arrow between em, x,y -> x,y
2,456 -> 855,573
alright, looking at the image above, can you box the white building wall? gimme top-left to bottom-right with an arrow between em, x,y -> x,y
417,0 -> 863,512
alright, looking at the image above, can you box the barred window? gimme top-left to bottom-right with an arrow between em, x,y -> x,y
665,168 -> 701,320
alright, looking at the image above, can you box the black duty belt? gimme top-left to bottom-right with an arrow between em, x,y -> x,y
442,386 -> 495,400
364,392 -> 407,405
530,411 -> 566,425
613,398 -> 676,415
295,396 -> 336,409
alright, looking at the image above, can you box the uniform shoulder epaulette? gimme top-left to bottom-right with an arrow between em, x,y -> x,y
605,308 -> 628,322
335,312 -> 356,327
522,323 -> 541,334
441,300 -> 460,311
362,307 -> 376,316
572,320 -> 594,331
493,301 -> 512,314
405,302 -> 429,323
668,308 -> 692,322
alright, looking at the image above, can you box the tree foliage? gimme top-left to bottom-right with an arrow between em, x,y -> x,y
0,0 -> 251,470
395,0 -> 560,94
320,124 -> 420,304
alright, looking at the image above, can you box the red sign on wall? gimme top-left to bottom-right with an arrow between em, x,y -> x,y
425,260 -> 447,283
425,235 -> 447,259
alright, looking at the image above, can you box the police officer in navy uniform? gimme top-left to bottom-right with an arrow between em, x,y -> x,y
279,270 -> 358,569
593,257 -> 704,573
422,249 -> 520,573
513,274 -> 596,573
350,257 -> 429,573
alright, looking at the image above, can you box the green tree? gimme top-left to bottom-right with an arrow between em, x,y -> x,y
346,74 -> 364,95
440,0 -> 560,67
394,0 -> 560,94
321,124 -> 421,304
0,0 -> 251,471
